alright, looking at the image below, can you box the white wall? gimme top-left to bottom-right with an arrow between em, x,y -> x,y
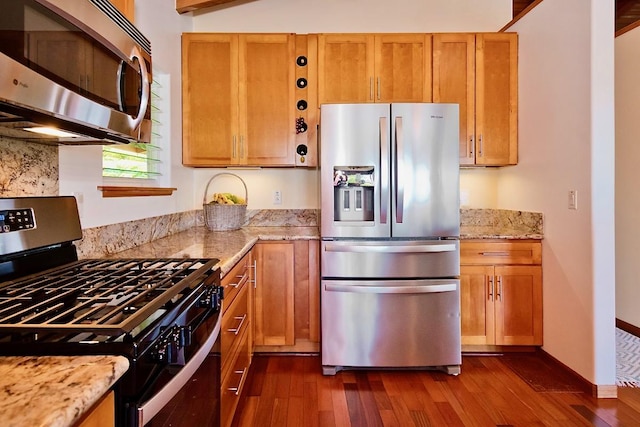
59,0 -> 194,228
500,0 -> 616,387
615,28 -> 640,327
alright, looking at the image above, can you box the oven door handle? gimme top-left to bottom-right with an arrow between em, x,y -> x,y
137,313 -> 221,426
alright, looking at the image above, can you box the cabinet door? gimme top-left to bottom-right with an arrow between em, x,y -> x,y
375,34 -> 432,103
494,265 -> 542,345
110,0 -> 135,21
182,34 -> 239,166
318,34 -> 375,104
432,34 -> 476,165
475,33 -> 518,166
254,242 -> 295,346
239,34 -> 296,166
460,265 -> 495,345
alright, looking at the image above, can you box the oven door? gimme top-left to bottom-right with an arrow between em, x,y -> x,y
136,313 -> 221,427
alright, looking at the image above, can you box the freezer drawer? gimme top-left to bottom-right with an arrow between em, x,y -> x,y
321,240 -> 460,279
321,278 -> 461,374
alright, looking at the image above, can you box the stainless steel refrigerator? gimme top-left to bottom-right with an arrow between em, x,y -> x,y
320,103 -> 461,375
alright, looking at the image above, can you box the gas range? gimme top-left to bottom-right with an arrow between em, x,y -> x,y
0,197 -> 223,426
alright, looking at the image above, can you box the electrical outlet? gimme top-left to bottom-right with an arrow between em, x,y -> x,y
568,190 -> 577,210
273,190 -> 282,205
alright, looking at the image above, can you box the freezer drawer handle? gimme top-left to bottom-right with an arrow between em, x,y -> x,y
324,243 -> 457,253
325,283 -> 457,294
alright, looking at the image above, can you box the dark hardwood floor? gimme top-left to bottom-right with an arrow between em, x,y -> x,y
231,353 -> 640,427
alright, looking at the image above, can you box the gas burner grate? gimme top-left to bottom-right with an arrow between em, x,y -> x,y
0,258 -> 219,335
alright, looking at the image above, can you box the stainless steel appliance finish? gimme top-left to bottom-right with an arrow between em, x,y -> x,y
320,103 -> 461,375
0,197 -> 222,427
0,0 -> 152,145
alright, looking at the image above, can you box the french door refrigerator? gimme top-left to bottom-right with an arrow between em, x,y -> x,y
320,103 -> 461,375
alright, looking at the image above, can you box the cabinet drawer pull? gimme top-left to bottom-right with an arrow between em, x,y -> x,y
479,251 -> 511,257
227,314 -> 247,335
228,272 -> 249,289
228,367 -> 248,396
496,276 -> 502,301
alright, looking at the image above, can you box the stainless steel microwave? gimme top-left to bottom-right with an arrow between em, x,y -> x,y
0,0 -> 152,145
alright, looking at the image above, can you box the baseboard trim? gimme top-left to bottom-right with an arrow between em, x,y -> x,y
616,318 -> 640,338
537,348 -> 617,398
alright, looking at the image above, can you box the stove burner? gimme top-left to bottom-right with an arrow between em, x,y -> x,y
0,258 -> 220,335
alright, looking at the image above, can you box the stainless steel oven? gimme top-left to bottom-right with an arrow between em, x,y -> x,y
0,196 -> 221,427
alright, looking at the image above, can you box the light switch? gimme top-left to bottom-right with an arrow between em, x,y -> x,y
568,190 -> 577,210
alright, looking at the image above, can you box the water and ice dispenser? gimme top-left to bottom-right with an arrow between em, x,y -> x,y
333,166 -> 375,222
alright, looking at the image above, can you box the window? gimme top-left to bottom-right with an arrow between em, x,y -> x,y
102,72 -> 167,180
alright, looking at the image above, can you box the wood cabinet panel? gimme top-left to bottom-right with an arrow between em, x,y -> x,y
318,34 -> 375,104
433,33 -> 517,166
254,242 -> 295,346
318,33 -> 432,104
240,34 -> 295,165
75,391 -> 114,427
182,33 -> 295,167
182,33 -> 238,166
460,240 -> 542,348
221,322 -> 251,427
375,34 -> 432,102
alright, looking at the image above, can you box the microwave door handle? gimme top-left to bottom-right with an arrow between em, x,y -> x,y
379,117 -> 389,224
395,116 -> 404,223
117,61 -> 126,113
127,46 -> 150,133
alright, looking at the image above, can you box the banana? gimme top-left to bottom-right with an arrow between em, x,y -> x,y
210,192 -> 246,205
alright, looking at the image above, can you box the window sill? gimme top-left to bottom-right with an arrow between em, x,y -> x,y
97,186 -> 177,198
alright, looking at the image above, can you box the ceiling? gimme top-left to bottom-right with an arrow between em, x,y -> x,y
514,0 -> 640,35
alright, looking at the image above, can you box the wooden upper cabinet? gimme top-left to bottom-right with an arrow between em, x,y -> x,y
182,33 -> 295,167
375,34 -> 432,103
318,33 -> 432,104
475,33 -> 518,166
182,33 -> 238,166
433,33 -> 517,166
318,34 -> 375,104
109,0 -> 134,21
240,34 -> 296,166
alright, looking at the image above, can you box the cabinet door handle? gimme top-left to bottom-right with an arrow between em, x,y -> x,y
232,136 -> 237,159
488,276 -> 494,301
240,136 -> 245,158
227,314 -> 247,335
228,368 -> 248,396
370,77 -> 374,100
377,77 -> 381,100
469,135 -> 474,158
251,259 -> 257,289
478,134 -> 483,157
496,276 -> 502,301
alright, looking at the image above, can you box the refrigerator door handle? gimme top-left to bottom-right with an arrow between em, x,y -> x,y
323,243 -> 457,253
380,117 -> 389,224
395,116 -> 404,223
325,283 -> 458,294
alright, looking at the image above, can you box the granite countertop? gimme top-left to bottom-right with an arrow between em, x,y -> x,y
460,225 -> 544,240
0,355 -> 129,427
110,226 -> 319,277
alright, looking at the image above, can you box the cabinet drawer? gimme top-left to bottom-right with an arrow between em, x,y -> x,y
221,253 -> 251,313
221,283 -> 249,380
221,325 -> 251,427
461,241 -> 541,265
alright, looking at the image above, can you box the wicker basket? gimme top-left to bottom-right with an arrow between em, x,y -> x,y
202,173 -> 248,231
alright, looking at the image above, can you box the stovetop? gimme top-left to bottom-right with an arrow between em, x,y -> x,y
0,257 -> 220,336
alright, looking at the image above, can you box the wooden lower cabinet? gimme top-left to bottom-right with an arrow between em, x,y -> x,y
253,240 -> 320,352
220,251 -> 252,427
74,391 -> 114,427
460,240 -> 542,348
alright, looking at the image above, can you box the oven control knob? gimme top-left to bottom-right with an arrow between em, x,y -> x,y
179,326 -> 192,347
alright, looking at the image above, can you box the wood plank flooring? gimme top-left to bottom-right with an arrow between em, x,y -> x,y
231,354 -> 640,427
